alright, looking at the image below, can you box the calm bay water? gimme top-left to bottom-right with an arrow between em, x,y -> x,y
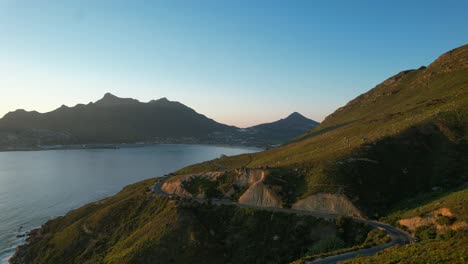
0,144 -> 258,263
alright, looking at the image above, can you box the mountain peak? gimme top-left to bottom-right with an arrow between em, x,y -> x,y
286,112 -> 304,119
95,93 -> 140,106
103,92 -> 117,99
149,97 -> 170,104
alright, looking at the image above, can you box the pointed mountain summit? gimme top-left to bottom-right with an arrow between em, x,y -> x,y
245,112 -> 319,145
250,112 -> 319,130
283,112 -> 318,124
287,112 -> 306,119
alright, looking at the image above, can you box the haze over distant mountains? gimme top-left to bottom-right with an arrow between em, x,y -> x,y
0,93 -> 318,149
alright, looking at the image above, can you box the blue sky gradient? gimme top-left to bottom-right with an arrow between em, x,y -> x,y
0,0 -> 467,127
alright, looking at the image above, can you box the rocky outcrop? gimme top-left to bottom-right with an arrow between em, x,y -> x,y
161,172 -> 226,197
292,193 -> 362,217
160,169 -> 363,217
238,181 -> 283,208
235,169 -> 283,208
399,208 -> 467,233
233,168 -> 267,187
161,178 -> 193,197
161,169 -> 269,198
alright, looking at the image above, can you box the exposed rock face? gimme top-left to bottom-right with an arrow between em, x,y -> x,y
292,193 -> 362,217
399,208 -> 451,231
236,169 -> 283,207
161,172 -> 225,197
233,168 -> 267,186
399,208 -> 467,233
160,169 -> 362,217
161,170 -> 267,198
238,181 -> 283,208
161,177 -> 193,197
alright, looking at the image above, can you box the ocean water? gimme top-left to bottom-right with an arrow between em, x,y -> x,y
0,144 -> 258,263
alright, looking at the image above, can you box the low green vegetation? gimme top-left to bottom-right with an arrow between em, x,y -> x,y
415,225 -> 437,240
182,176 -> 223,198
343,185 -> 468,263
263,168 -> 308,207
11,179 -> 373,264
180,171 -> 246,200
435,215 -> 456,226
292,226 -> 391,264
176,153 -> 254,174
363,228 -> 391,245
383,185 -> 468,226
343,230 -> 468,264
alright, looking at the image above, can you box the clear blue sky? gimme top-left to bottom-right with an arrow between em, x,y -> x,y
0,0 -> 467,127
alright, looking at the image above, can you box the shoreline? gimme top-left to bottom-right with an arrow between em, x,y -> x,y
0,142 -> 265,153
0,144 -> 262,263
1,226 -> 38,264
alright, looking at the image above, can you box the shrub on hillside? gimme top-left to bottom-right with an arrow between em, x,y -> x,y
415,225 -> 437,240
435,214 -> 456,226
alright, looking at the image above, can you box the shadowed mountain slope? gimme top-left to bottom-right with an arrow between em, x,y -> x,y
245,112 -> 319,146
0,93 -> 318,148
0,93 -> 233,145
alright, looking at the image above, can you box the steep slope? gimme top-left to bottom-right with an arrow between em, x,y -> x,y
343,186 -> 468,264
176,44 -> 468,216
0,93 -> 234,147
10,179 -> 372,264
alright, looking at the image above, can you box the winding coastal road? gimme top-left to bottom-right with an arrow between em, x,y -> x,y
153,176 -> 412,264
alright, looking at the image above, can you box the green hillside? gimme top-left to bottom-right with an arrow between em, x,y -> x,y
343,186 -> 468,264
10,179 -> 371,264
10,45 -> 468,263
177,44 -> 468,216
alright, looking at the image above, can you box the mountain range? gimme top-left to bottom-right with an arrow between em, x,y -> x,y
0,93 -> 318,149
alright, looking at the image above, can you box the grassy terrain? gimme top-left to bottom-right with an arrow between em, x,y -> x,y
342,186 -> 468,264
383,185 -> 468,226
343,230 -> 467,264
11,179 -> 372,264
292,223 -> 391,264
295,186 -> 468,263
176,44 -> 468,216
